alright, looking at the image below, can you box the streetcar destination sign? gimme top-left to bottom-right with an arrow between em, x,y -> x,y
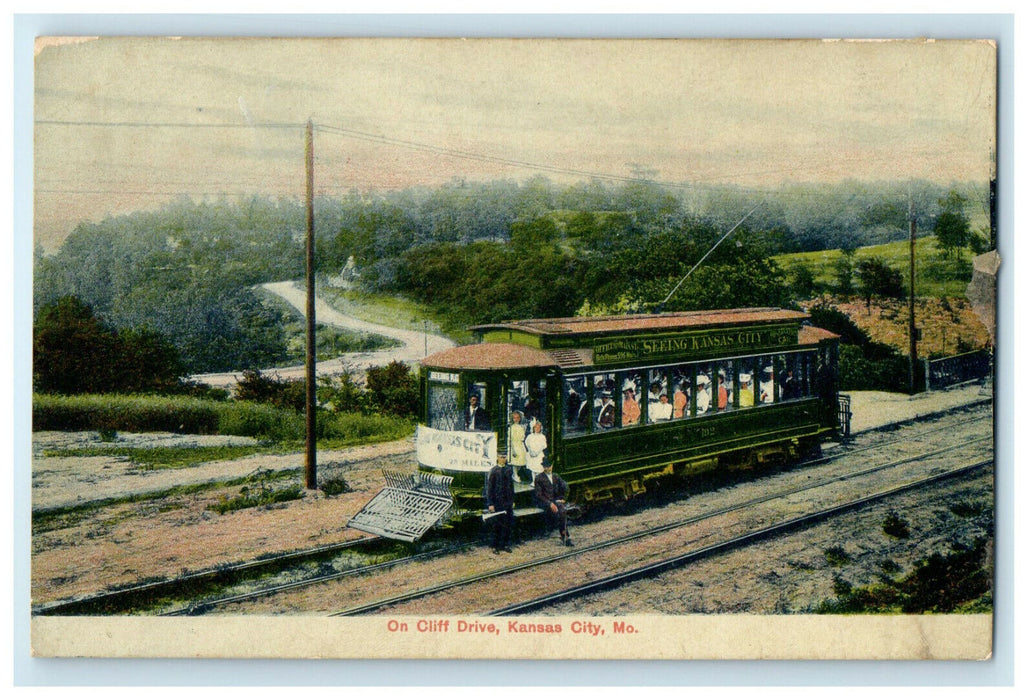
592,324 -> 799,364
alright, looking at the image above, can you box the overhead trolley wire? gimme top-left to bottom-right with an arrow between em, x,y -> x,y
36,117 -> 982,203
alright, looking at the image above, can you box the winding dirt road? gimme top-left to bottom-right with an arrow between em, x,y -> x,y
191,281 -> 456,388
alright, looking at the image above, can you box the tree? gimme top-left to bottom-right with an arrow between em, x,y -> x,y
933,190 -> 971,262
34,296 -> 118,394
788,262 -> 816,299
34,296 -> 185,394
856,257 -> 905,310
834,249 -> 856,298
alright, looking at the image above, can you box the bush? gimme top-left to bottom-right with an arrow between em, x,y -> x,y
810,305 -> 916,393
319,361 -> 419,419
365,361 -> 419,418
234,369 -> 307,412
33,296 -> 186,395
33,392 -> 416,449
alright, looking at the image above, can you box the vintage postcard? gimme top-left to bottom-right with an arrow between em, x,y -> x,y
27,35 -> 999,662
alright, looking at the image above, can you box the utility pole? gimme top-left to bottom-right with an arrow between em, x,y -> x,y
304,119 -> 317,489
908,195 -> 918,394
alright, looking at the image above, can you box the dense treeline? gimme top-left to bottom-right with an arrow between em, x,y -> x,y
34,177 -> 988,374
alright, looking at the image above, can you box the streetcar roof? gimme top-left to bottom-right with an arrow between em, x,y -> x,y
470,308 -> 807,337
421,342 -> 560,370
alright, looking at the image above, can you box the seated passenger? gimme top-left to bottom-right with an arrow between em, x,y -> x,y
760,367 -> 774,404
716,370 -> 729,410
780,368 -> 802,400
738,373 -> 754,407
648,393 -> 673,422
622,386 -> 641,426
566,386 -> 583,426
696,375 -> 711,414
673,381 -> 689,418
597,391 -> 616,429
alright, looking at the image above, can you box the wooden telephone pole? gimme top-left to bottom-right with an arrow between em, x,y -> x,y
908,195 -> 918,394
304,119 -> 317,489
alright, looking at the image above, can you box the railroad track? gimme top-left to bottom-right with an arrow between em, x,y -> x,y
487,458 -> 993,616
332,431 -> 992,616
33,399 -> 991,616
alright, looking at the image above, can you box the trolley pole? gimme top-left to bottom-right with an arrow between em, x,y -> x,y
304,120 -> 318,489
908,197 -> 918,395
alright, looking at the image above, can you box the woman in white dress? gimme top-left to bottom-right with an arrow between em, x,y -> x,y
524,420 -> 548,475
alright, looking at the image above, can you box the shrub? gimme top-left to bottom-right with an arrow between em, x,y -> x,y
234,369 -> 307,412
882,512 -> 911,539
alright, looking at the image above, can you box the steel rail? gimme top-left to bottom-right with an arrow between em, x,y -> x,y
34,401 -> 989,616
333,432 -> 991,616
178,423 -> 990,617
161,540 -> 475,616
487,457 -> 993,616
33,536 -> 385,616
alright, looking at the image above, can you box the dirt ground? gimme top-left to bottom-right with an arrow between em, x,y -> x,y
30,384 -> 995,612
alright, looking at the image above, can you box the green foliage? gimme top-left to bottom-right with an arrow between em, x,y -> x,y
788,262 -> 816,298
318,361 -> 420,419
834,250 -> 856,297
208,481 -> 305,515
949,501 -> 984,518
882,512 -> 911,539
233,369 -> 307,412
33,296 -> 186,395
817,536 -> 992,614
807,305 -> 914,392
41,444 -> 279,470
320,477 -> 352,496
35,177 -> 989,380
32,393 -> 414,445
933,190 -> 972,262
824,546 -> 853,567
365,361 -> 420,418
856,257 -> 905,307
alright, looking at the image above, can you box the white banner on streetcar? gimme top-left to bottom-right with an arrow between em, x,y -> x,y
415,425 -> 497,472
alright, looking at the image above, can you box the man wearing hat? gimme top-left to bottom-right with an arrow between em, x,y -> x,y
534,458 -> 573,546
486,453 -> 515,553
597,391 -> 615,429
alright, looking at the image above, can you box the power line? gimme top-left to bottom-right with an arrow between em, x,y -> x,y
35,116 -> 983,202
35,119 -> 301,130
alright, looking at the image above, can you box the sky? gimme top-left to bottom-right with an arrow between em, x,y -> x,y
32,36 -> 998,251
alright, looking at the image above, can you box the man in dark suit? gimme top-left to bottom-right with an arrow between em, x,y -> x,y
534,458 -> 573,546
486,454 -> 515,553
463,393 -> 490,431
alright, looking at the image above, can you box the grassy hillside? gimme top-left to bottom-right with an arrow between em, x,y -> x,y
775,235 -> 978,298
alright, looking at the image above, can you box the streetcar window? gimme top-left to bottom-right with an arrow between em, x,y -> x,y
759,359 -> 775,404
617,370 -> 643,428
427,383 -> 460,431
524,379 -> 547,431
564,375 -> 590,436
508,380 -> 528,418
800,353 -> 814,397
647,368 -> 673,423
693,364 -> 713,415
778,354 -> 803,401
461,382 -> 489,431
593,373 -> 616,430
733,359 -> 755,410
715,360 -> 734,412
671,365 -> 693,419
